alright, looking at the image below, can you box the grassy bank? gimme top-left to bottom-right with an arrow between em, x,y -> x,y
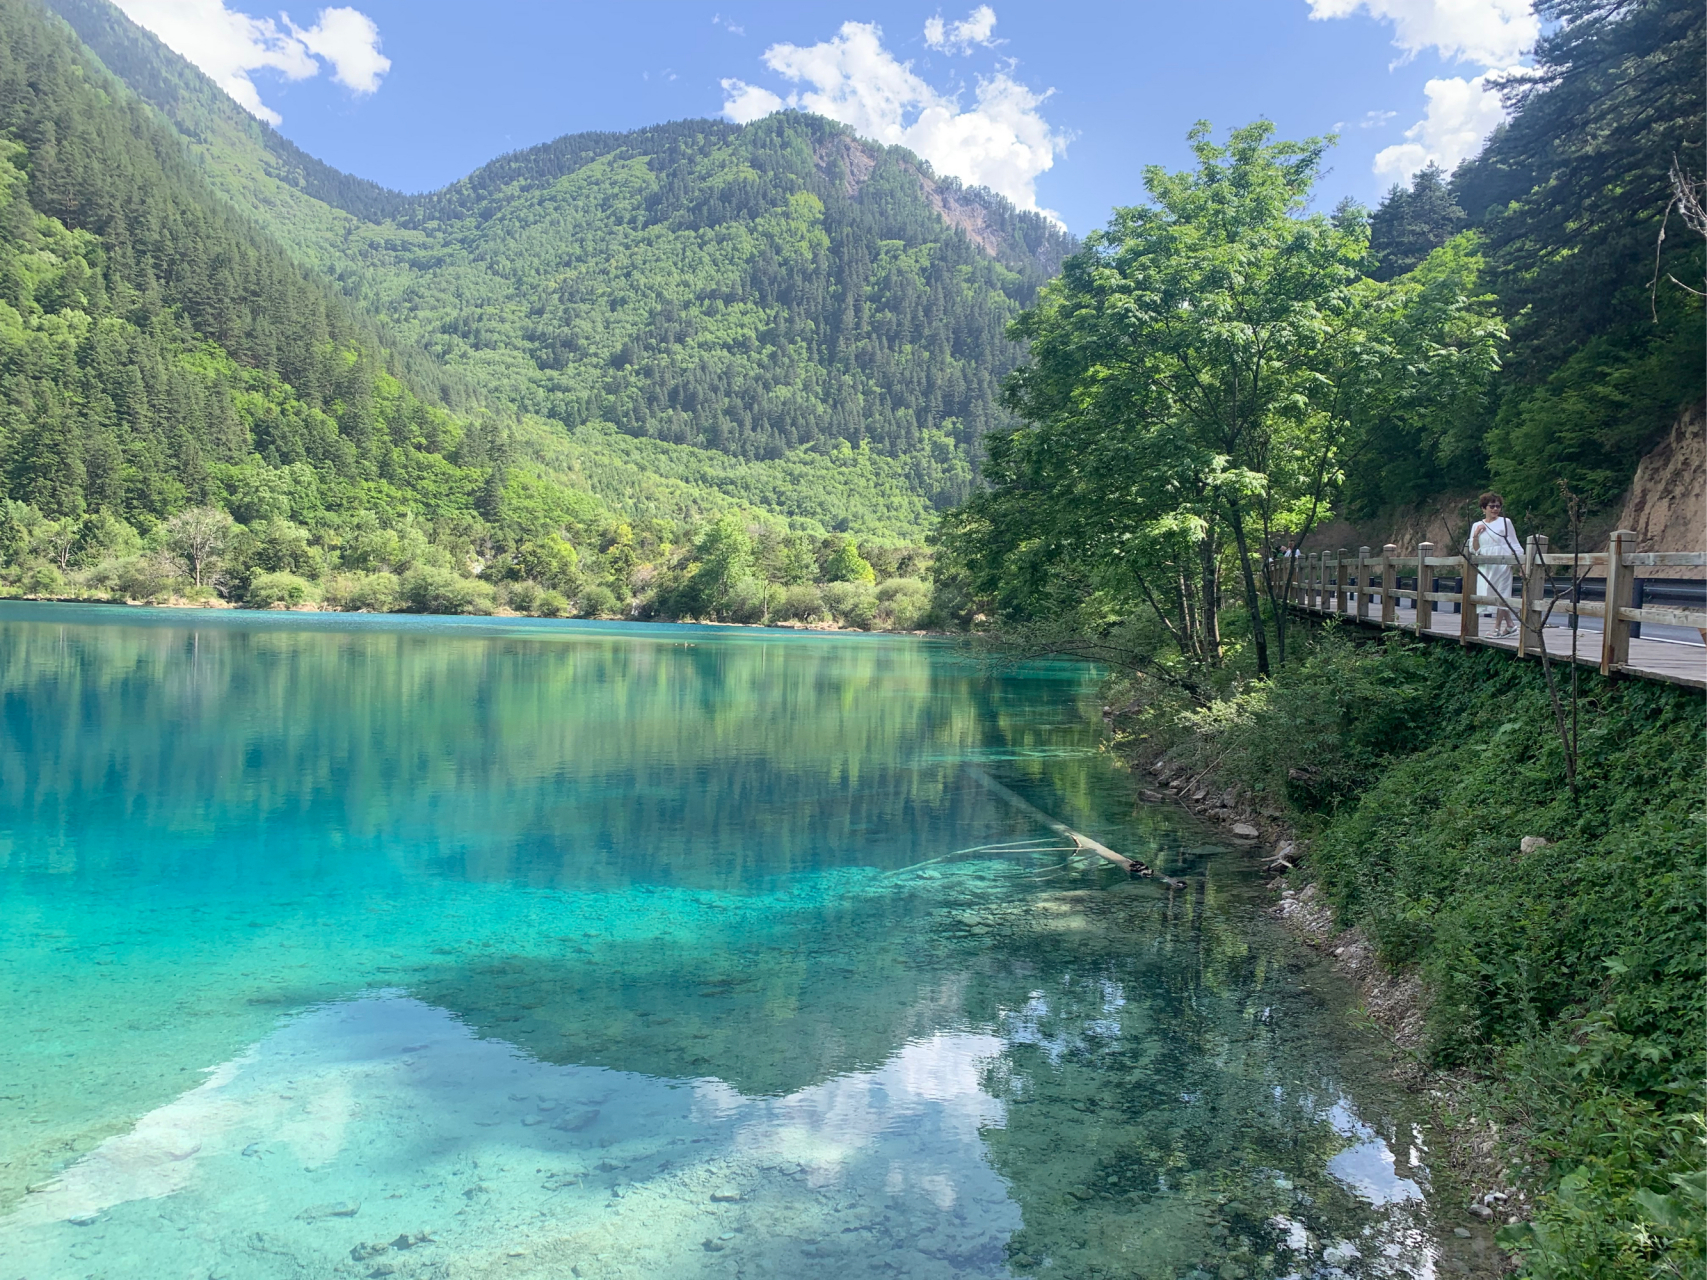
1106,626 -> 1704,1280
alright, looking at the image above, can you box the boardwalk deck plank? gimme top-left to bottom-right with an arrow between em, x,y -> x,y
1294,598 -> 1707,688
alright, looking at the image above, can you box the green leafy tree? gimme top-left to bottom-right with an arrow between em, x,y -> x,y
518,535 -> 582,594
951,122 -> 1499,672
980,123 -> 1372,674
820,536 -> 875,584
676,515 -> 756,619
1369,163 -> 1465,281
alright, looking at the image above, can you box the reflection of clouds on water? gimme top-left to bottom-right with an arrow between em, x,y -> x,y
5,994 -> 436,1228
998,977 -> 1131,1060
4,991 -> 1449,1280
3,996 -> 1021,1277
718,1031 -> 1006,1188
1325,1099 -> 1425,1206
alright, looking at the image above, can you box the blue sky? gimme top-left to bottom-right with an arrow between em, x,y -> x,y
111,1 -> 1539,233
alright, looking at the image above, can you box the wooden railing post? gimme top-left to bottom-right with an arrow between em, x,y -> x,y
1416,542 -> 1435,634
1355,546 -> 1371,622
1380,544 -> 1397,626
1461,549 -> 1479,644
1601,529 -> 1636,674
1312,552 -> 1324,611
1336,548 -> 1350,616
1519,534 -> 1547,658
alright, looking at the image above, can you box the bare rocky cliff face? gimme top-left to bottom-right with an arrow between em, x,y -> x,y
811,131 -> 1068,272
1614,399 -> 1705,569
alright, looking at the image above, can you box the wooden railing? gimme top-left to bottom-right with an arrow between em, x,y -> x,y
1286,530 -> 1707,678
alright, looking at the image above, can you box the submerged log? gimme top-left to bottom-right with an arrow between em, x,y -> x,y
966,766 -> 1186,888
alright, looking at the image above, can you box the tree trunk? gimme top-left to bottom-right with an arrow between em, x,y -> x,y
1199,518 -> 1221,664
1177,571 -> 1199,661
1224,500 -> 1270,676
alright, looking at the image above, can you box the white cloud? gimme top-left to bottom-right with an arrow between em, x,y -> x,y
1360,108 -> 1398,127
113,0 -> 388,126
289,7 -> 390,94
720,17 -> 1064,220
1308,1 -> 1536,182
925,6 -> 1001,55
1305,0 -> 1537,66
1372,67 -> 1512,178
721,78 -> 785,122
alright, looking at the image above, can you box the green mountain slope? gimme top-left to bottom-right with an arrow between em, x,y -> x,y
45,0 -> 1072,510
1356,0 -> 1704,529
0,0 -> 480,530
0,0 -> 968,625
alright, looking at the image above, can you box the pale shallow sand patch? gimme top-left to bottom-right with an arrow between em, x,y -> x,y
1,996 -> 1025,1279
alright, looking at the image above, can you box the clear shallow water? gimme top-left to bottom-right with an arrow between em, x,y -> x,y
0,605 -> 1459,1280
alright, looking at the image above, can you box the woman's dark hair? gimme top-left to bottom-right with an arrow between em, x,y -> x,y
1479,491 -> 1504,509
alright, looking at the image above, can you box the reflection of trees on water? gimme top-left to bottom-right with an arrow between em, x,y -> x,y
0,613 -> 1438,1278
0,617 -> 1096,888
954,869 -> 1434,1279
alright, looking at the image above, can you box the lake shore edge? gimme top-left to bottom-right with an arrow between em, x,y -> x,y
1096,632 -> 1703,1280
1121,738 -> 1516,1276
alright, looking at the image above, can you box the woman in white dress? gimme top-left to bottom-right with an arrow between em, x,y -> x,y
1468,491 -> 1521,636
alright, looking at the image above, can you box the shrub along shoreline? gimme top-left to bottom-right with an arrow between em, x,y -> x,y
1101,627 -> 1704,1280
0,501 -> 950,632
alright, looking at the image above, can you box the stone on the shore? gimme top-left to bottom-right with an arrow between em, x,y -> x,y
1231,823 -> 1260,839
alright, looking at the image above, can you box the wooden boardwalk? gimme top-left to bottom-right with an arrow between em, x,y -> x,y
1287,533 -> 1707,690
1297,597 -> 1707,688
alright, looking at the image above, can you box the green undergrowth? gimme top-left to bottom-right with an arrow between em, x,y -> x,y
1116,628 -> 1705,1280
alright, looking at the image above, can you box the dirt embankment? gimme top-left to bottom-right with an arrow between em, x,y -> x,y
1613,398 -> 1706,571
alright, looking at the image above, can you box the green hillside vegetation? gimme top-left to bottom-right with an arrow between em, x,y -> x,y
1357,0 -> 1704,528
0,0 -> 1083,626
0,0 -> 962,626
47,0 -> 1071,496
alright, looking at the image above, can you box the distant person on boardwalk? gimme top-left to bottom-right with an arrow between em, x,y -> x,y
1468,492 -> 1520,636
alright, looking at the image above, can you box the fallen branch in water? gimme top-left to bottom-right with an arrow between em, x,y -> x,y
965,766 -> 1186,888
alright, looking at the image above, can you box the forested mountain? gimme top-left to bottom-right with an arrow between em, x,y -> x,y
1361,0 -> 1704,526
47,0 -> 1072,498
0,0 -> 971,625
0,0 -> 480,532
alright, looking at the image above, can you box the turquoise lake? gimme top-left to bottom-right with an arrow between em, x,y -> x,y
0,605 -> 1465,1280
